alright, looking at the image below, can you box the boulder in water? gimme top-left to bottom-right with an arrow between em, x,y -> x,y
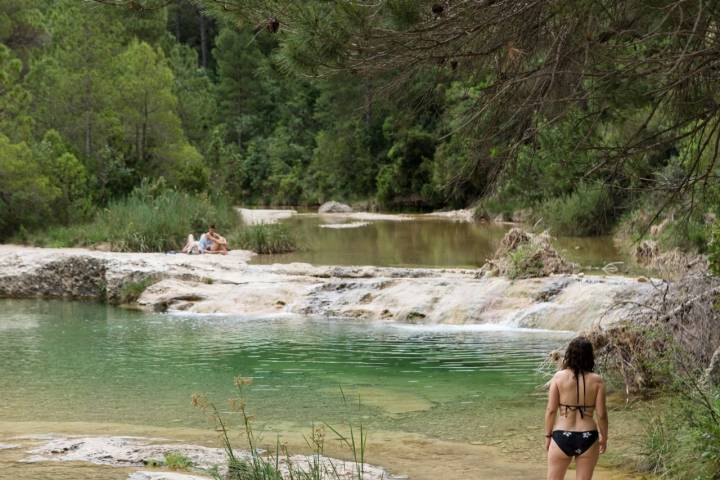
318,201 -> 353,213
480,228 -> 577,279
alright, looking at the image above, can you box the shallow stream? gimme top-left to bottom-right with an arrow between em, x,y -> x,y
0,300 -> 646,479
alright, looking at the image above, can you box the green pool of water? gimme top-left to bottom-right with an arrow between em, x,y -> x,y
249,215 -> 631,271
0,300 -> 571,442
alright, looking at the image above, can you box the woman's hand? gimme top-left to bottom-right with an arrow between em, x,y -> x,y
599,436 -> 607,454
545,436 -> 551,451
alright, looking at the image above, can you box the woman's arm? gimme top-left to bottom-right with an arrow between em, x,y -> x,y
595,378 -> 608,454
544,374 -> 559,450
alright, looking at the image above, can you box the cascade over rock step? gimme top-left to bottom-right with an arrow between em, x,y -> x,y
0,245 -> 657,331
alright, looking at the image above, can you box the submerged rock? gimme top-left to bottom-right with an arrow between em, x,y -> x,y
318,201 -> 353,213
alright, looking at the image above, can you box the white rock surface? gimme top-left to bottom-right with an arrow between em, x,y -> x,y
423,209 -> 475,222
20,436 -> 397,480
129,472 -> 211,480
22,436 -> 228,469
0,245 -> 657,331
319,222 -> 370,229
318,201 -> 353,213
238,208 -> 297,225
322,212 -> 412,222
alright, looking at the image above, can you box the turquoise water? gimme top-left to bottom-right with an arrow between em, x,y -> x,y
0,300 -> 570,441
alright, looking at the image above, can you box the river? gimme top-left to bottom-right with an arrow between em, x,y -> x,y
0,213 -> 648,479
248,213 -> 631,272
0,300 -> 646,479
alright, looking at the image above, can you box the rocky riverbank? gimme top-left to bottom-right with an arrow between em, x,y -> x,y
0,245 -> 657,331
8,435 -> 396,480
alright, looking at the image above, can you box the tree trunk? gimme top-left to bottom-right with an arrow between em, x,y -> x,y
174,3 -> 182,41
84,76 -> 92,159
141,93 -> 148,163
199,9 -> 208,69
135,124 -> 141,164
364,81 -> 372,127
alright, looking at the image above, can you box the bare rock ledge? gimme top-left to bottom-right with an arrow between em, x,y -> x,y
0,245 -> 658,331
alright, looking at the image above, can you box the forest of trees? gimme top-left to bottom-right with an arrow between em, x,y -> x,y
1,0 -> 718,248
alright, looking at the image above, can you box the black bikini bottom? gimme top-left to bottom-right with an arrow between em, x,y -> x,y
552,430 -> 599,457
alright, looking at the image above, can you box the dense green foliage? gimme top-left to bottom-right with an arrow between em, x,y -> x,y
29,182 -> 238,252
0,0 -> 718,242
646,389 -> 720,480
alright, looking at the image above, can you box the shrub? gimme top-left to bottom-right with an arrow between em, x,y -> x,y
506,243 -> 545,279
658,216 -> 709,253
164,452 -> 193,471
117,277 -> 157,304
644,387 -> 720,479
230,223 -> 297,254
540,181 -> 615,236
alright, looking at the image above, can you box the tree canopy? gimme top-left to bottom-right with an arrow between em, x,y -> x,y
0,0 -> 718,243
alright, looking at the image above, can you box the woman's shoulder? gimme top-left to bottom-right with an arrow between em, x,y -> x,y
553,369 -> 603,380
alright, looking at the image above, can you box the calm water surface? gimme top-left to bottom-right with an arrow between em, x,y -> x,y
0,300 -> 571,442
250,215 -> 630,271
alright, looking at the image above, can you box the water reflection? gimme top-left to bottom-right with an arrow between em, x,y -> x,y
250,215 -> 631,270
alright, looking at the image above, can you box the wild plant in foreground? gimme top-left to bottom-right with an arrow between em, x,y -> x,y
192,377 -> 375,480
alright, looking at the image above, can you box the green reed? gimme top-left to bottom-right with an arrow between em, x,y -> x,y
192,377 -> 375,480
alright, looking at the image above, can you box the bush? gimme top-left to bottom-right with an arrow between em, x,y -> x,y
507,243 -> 545,279
117,277 -> 157,304
32,180 -> 240,252
163,452 -> 193,471
540,181 -> 615,236
644,388 -> 720,479
711,223 -> 720,276
658,216 -> 709,253
229,223 -> 297,255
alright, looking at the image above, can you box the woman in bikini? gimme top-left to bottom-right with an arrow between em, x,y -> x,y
545,336 -> 608,480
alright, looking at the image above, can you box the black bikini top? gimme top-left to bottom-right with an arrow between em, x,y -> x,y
559,371 -> 594,418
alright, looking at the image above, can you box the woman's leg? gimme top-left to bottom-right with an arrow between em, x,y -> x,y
547,440 -> 572,480
574,442 -> 599,480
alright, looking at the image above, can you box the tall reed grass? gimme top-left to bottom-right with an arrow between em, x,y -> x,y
192,379 -> 371,480
30,182 -> 240,252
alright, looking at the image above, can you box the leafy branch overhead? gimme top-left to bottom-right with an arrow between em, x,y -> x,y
94,0 -> 720,205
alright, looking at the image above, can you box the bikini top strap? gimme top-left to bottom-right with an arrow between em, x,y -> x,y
576,371 -> 585,418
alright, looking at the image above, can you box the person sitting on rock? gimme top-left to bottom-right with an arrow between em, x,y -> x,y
205,224 -> 228,255
182,234 -> 201,255
198,233 -> 211,253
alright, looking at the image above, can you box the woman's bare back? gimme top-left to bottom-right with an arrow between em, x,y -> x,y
552,369 -> 601,431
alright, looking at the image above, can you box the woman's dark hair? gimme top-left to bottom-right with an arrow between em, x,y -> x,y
563,336 -> 595,375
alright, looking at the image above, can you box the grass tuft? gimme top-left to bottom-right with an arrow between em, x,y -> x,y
230,223 -> 297,255
164,451 -> 193,471
118,277 -> 157,304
